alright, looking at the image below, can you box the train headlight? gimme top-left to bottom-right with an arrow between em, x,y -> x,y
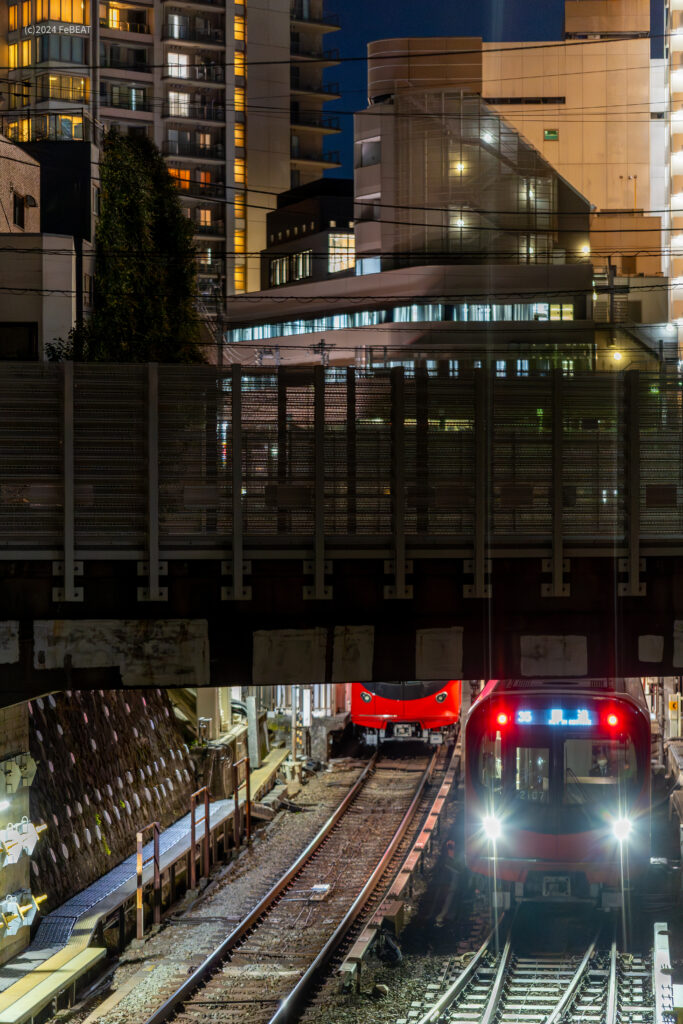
483,815 -> 502,841
360,691 -> 372,703
435,692 -> 447,703
613,817 -> 632,842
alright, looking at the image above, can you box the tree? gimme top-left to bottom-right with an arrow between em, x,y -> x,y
73,131 -> 204,363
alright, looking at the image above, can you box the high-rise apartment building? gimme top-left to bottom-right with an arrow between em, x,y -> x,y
0,0 -> 339,308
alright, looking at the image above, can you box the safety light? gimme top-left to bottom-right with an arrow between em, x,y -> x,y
483,815 -> 502,841
360,691 -> 372,703
606,712 -> 620,728
496,712 -> 509,726
613,817 -> 632,841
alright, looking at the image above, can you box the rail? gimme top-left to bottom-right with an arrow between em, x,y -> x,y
5,364 -> 683,601
267,749 -> 438,1024
142,753 -> 379,1024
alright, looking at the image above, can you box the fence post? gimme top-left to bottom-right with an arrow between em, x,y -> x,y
153,822 -> 160,927
233,763 -> 241,850
136,829 -> 144,940
202,787 -> 210,879
190,791 -> 197,890
245,755 -> 251,842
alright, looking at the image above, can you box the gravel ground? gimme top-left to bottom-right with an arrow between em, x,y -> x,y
50,763 -> 366,1024
299,791 -> 490,1024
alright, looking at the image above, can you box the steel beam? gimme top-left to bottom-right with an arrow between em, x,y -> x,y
138,364 -> 167,602
52,361 -> 83,602
619,370 -> 645,596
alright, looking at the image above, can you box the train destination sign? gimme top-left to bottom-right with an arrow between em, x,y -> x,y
22,22 -> 90,35
515,708 -> 595,727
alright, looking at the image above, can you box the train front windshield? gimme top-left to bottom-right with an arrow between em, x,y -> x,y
474,710 -> 644,831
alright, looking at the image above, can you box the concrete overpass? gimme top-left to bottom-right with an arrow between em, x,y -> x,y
1,361 -> 683,704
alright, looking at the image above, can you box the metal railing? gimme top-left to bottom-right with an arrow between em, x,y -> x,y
163,64 -> 225,83
100,17 -> 150,33
290,111 -> 340,130
2,363 -> 683,601
290,5 -> 340,26
163,102 -> 225,121
136,821 -> 160,940
162,140 -> 224,159
290,42 -> 339,60
189,787 -> 210,890
162,24 -> 225,43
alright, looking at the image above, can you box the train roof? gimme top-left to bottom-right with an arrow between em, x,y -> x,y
470,677 -> 649,711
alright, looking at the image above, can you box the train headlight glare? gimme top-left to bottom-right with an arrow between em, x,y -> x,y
360,691 -> 372,703
613,817 -> 632,841
483,815 -> 502,841
435,692 -> 447,703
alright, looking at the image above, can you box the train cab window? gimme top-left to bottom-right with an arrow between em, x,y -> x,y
515,746 -> 549,803
563,738 -> 636,805
479,731 -> 503,794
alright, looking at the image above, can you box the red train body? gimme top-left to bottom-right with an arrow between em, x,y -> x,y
351,680 -> 461,734
464,678 -> 651,903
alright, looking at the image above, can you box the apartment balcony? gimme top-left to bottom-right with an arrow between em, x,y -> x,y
163,65 -> 225,83
162,0 -> 224,7
290,42 -> 340,63
101,57 -> 151,73
175,180 -> 225,199
163,102 -> 225,121
194,219 -> 225,235
290,149 -> 340,168
162,24 -> 225,45
290,4 -> 340,29
101,96 -> 152,112
99,17 -> 150,34
290,80 -> 341,100
162,139 -> 224,159
290,111 -> 340,132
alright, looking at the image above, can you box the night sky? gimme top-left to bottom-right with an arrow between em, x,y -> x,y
325,0 -> 664,176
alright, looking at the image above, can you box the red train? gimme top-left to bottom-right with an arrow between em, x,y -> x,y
464,677 -> 651,906
351,681 -> 461,737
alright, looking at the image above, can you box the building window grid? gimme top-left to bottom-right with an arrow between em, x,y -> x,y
328,232 -> 355,274
227,300 -> 577,343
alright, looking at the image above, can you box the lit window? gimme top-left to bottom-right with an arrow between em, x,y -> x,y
168,91 -> 189,117
496,360 -> 506,378
234,14 -> 245,39
562,303 -> 574,320
562,359 -> 575,377
21,39 -> 31,65
22,0 -> 30,20
292,250 -> 313,280
198,248 -> 212,266
107,5 -> 119,27
234,87 -> 245,112
167,52 -> 189,78
198,208 -> 211,227
234,193 -> 245,218
198,131 -> 210,148
234,157 -> 245,184
49,0 -> 58,17
9,44 -> 18,69
198,170 -> 211,186
9,6 -> 18,30
234,265 -> 246,292
269,256 -> 289,286
328,232 -> 355,274
516,359 -> 529,377
234,122 -> 245,148
62,0 -> 72,18
234,228 -> 245,253
234,51 -> 245,76
168,167 -> 190,190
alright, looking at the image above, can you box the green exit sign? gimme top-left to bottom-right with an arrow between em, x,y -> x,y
544,128 -> 559,141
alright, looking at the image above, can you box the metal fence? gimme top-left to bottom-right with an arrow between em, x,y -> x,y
0,363 -> 680,600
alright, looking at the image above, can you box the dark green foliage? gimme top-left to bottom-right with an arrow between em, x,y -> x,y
74,131 -> 204,363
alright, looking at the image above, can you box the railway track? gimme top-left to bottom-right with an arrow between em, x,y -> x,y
140,744 -> 448,1024
413,916 -> 655,1024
